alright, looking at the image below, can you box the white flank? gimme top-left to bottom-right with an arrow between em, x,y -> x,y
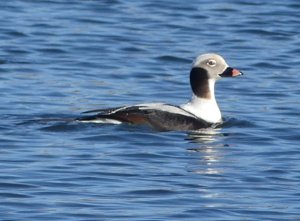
79,118 -> 122,124
138,103 -> 195,117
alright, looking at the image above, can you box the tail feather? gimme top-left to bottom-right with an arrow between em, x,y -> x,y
81,106 -> 124,114
76,114 -> 123,124
77,106 -> 149,124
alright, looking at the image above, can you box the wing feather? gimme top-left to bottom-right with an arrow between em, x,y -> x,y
77,103 -> 211,131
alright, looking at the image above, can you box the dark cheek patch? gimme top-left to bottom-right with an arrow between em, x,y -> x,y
190,67 -> 211,99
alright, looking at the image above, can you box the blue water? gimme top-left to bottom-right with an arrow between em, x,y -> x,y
1,0 -> 300,220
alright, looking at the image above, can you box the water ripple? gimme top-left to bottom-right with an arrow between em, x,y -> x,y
1,0 -> 300,220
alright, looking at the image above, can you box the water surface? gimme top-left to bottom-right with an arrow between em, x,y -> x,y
1,1 -> 300,220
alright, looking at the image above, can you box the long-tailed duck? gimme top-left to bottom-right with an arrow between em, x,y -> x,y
77,53 -> 243,131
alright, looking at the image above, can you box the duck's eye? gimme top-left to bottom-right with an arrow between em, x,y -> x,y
207,59 -> 217,67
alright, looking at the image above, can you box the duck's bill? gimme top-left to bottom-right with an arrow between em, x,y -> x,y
219,67 -> 243,77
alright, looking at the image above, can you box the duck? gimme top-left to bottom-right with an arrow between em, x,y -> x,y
77,53 -> 243,131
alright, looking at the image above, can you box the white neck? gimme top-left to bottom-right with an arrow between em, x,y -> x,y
181,79 -> 222,123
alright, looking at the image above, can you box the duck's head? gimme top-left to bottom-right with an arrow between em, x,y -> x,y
190,53 -> 243,99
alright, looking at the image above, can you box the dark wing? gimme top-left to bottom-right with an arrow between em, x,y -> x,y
77,104 -> 211,131
140,109 -> 211,131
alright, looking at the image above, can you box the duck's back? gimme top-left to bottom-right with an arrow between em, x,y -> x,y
77,103 -> 211,131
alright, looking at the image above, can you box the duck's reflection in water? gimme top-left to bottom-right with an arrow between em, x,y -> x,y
186,128 -> 224,143
186,128 -> 229,175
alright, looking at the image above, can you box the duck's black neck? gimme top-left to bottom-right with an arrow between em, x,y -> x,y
190,67 -> 212,99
